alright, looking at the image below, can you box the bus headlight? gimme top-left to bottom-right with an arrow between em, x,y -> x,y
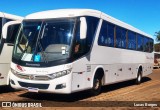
48,69 -> 72,79
11,68 -> 19,75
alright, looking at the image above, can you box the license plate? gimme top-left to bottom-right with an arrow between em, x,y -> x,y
28,87 -> 39,93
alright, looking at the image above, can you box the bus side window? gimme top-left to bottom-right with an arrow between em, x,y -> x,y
98,20 -> 108,46
107,23 -> 114,47
137,34 -> 144,51
144,37 -> 150,52
85,16 -> 99,51
98,21 -> 114,47
74,20 -> 85,54
74,16 -> 99,56
149,39 -> 154,53
115,26 -> 127,49
121,28 -> 127,48
115,26 -> 122,48
128,31 -> 136,50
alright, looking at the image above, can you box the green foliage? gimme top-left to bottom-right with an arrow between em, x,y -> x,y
155,31 -> 160,42
154,43 -> 160,52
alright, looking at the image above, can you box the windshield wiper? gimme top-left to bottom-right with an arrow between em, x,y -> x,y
33,23 -> 48,63
37,41 -> 48,63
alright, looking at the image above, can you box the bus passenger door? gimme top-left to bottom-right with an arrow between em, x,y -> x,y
71,57 -> 89,92
0,21 -> 21,86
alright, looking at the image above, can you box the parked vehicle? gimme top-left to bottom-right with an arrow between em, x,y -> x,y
8,9 -> 153,95
0,12 -> 23,86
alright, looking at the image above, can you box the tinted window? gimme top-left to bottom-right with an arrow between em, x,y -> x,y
149,38 -> 154,53
74,20 -> 85,55
115,27 -> 127,48
74,16 -> 99,58
86,16 -> 99,52
0,18 -> 2,39
137,34 -> 143,51
98,21 -> 108,46
144,37 -> 150,52
121,28 -> 127,48
115,26 -> 121,48
98,21 -> 115,47
107,23 -> 115,47
128,31 -> 136,50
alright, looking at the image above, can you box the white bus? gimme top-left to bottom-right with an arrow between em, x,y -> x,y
0,12 -> 23,86
9,9 -> 154,95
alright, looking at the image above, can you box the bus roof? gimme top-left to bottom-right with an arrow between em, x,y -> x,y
25,9 -> 101,19
25,9 -> 152,38
0,12 -> 23,20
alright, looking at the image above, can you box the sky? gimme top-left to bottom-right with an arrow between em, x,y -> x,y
0,0 -> 160,42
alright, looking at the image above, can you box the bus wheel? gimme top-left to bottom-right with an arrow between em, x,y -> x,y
90,74 -> 102,96
136,69 -> 142,85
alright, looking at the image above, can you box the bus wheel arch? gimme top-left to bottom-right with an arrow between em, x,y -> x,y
90,67 -> 104,96
136,65 -> 143,84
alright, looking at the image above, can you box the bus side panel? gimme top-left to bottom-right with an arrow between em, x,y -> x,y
142,63 -> 153,77
71,57 -> 91,92
103,64 -> 137,85
0,44 -> 13,85
90,44 -> 153,85
144,53 -> 154,76
105,65 -> 117,84
0,64 -> 10,85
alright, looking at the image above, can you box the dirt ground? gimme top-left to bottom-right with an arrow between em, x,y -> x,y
0,69 -> 160,110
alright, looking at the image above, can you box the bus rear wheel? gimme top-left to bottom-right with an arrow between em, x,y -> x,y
90,74 -> 102,96
136,69 -> 142,85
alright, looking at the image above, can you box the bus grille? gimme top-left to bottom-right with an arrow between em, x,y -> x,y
18,81 -> 49,89
13,73 -> 52,81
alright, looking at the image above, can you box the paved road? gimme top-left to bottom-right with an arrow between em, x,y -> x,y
0,69 -> 160,109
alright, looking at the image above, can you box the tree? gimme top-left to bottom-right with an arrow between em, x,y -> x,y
154,43 -> 160,52
155,31 -> 160,42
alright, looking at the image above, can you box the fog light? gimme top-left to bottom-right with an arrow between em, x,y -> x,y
10,79 -> 15,85
55,83 -> 66,89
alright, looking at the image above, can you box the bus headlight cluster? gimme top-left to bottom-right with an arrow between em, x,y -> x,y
48,69 -> 72,79
11,68 -> 19,75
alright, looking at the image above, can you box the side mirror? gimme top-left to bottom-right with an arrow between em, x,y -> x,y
2,21 -> 21,40
80,17 -> 87,39
2,21 -> 21,43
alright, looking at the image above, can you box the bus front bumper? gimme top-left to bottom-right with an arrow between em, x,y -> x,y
9,71 -> 72,94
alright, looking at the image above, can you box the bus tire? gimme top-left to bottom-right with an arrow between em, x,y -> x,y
136,69 -> 142,85
90,74 -> 102,96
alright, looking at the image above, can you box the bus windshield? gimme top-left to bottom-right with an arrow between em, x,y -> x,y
13,19 -> 75,63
